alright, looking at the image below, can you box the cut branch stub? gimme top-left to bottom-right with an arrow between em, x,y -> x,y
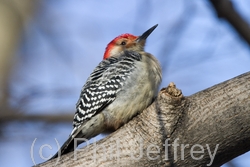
153,82 -> 186,138
161,82 -> 183,98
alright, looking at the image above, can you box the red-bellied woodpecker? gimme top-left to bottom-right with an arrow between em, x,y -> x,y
50,24 -> 162,159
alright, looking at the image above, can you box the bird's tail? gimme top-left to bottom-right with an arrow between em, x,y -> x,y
48,113 -> 106,161
48,135 -> 75,160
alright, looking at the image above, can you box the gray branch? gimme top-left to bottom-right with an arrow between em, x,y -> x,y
0,112 -> 73,123
37,71 -> 250,167
209,0 -> 250,46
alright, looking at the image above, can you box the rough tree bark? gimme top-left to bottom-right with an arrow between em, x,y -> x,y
36,71 -> 250,167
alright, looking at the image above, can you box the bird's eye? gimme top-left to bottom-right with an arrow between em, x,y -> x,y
121,41 -> 126,45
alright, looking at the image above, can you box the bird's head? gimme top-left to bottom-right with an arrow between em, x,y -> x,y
103,24 -> 158,59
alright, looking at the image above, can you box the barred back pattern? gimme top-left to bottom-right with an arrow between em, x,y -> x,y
72,51 -> 142,134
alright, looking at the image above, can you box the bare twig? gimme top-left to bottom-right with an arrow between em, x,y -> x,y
209,0 -> 250,46
0,111 -> 73,123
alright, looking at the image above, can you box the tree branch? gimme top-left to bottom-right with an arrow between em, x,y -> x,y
0,112 -> 73,123
209,0 -> 250,46
37,71 -> 250,167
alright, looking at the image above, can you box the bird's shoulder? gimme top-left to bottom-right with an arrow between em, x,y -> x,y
86,50 -> 142,84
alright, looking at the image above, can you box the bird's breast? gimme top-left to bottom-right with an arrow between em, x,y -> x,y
102,52 -> 162,130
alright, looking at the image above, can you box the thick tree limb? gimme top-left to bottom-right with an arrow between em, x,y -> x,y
37,71 -> 250,167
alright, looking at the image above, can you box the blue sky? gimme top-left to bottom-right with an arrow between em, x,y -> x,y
1,0 -> 250,166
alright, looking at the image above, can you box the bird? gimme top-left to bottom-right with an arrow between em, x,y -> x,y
50,24 -> 162,160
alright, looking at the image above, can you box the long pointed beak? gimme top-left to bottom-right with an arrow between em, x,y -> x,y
136,24 -> 158,43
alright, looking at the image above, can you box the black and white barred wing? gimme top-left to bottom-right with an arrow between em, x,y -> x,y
72,51 -> 142,135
